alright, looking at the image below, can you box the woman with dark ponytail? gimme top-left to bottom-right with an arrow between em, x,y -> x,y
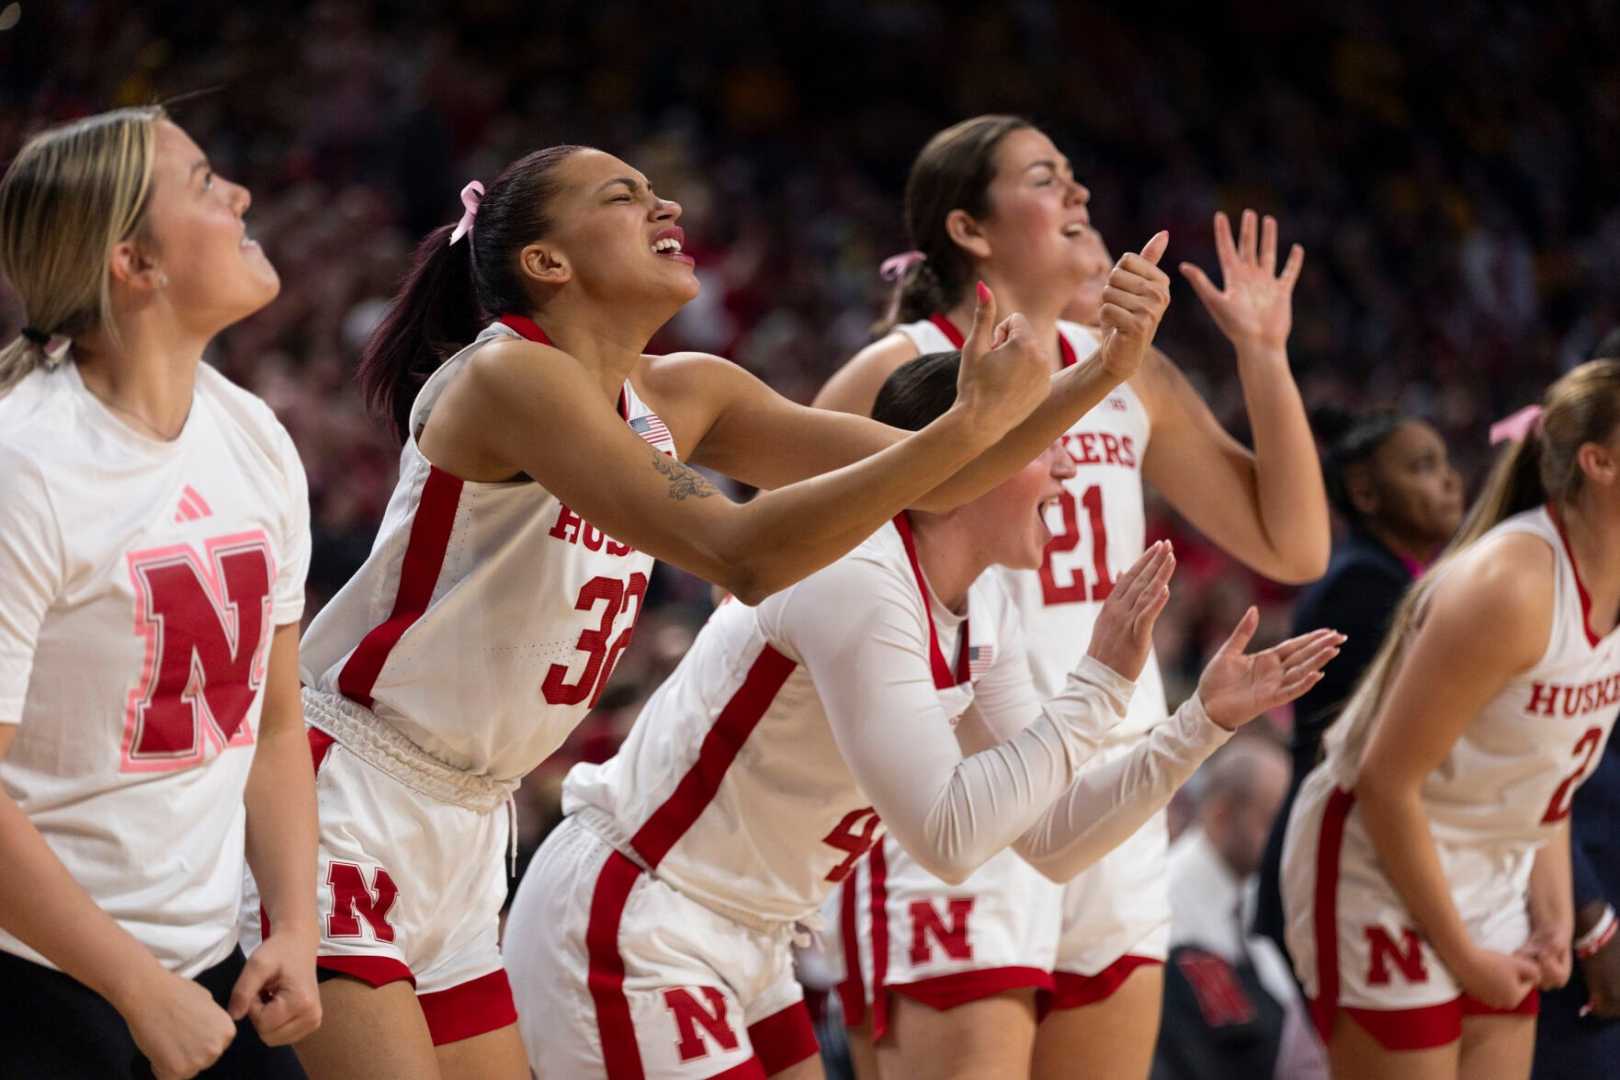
816,116 -> 1329,1080
293,144 -> 1175,1078
1254,407 -> 1461,962
1281,361 -> 1620,1078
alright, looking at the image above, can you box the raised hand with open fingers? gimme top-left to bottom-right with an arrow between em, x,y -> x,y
1179,209 -> 1304,356
1095,230 -> 1172,382
1085,541 -> 1175,681
953,281 -> 1050,443
1195,607 -> 1344,731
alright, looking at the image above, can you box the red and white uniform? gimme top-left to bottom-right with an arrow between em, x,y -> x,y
505,514 -> 1228,1077
837,315 -> 1171,1028
0,361 -> 308,977
295,315 -> 674,1041
1282,506 -> 1620,1050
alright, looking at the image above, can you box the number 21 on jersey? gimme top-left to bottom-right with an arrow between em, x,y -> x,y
1039,486 -> 1113,605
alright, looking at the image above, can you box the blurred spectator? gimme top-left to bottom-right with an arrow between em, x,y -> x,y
1155,738 -> 1326,1080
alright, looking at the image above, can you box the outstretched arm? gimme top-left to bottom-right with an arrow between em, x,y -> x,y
1144,210 -> 1328,584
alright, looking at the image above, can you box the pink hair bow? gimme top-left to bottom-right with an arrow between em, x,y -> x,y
879,250 -> 926,282
1489,404 -> 1543,446
449,180 -> 485,246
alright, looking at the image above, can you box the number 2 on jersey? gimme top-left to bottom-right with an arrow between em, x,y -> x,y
1039,486 -> 1113,605
541,572 -> 648,708
822,807 -> 882,883
1542,725 -> 1605,823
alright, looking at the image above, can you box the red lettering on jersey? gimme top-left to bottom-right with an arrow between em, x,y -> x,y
1175,950 -> 1256,1027
1118,435 -> 1138,468
326,862 -> 400,942
822,808 -> 883,883
549,504 -> 584,543
1365,926 -> 1427,986
1527,676 -> 1620,719
122,534 -> 274,772
542,572 -> 649,707
1544,725 -> 1606,823
662,987 -> 739,1062
1072,432 -> 1102,465
1100,433 -> 1123,465
909,898 -> 974,964
549,503 -> 635,558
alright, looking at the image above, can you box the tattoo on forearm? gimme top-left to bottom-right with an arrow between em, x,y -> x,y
653,452 -> 719,501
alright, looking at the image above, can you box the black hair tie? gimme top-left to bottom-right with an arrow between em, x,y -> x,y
20,327 -> 48,346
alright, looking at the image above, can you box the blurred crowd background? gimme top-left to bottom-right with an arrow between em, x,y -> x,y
3,0 -> 1618,1063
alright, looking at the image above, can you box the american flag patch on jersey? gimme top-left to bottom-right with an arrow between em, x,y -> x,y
629,412 -> 675,453
969,643 -> 995,679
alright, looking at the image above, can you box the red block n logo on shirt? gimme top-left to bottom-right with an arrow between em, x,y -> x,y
909,897 -> 975,965
122,533 -> 274,772
663,987 -> 739,1062
326,862 -> 400,943
1365,926 -> 1428,985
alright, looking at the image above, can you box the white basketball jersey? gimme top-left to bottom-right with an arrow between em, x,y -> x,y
1325,506 -> 1620,847
895,316 -> 1167,740
563,516 -> 1024,928
300,317 -> 675,782
0,361 -> 309,977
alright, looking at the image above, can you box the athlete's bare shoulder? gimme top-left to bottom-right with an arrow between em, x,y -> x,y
1426,528 -> 1555,669
813,332 -> 922,415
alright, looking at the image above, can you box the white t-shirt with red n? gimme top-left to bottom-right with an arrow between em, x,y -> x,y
0,360 -> 309,977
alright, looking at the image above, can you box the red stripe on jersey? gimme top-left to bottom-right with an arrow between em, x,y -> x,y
868,841 -> 892,1042
927,312 -> 1080,368
337,466 -> 464,708
586,850 -> 647,1078
629,645 -> 798,869
837,871 -> 867,1028
1309,786 -> 1355,1044
892,514 -> 970,689
927,313 -> 966,348
1547,502 -> 1603,647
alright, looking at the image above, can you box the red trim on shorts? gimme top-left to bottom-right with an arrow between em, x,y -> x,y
1547,502 -> 1602,647
1308,786 -> 1355,1044
702,1061 -> 768,1079
1038,956 -> 1162,1019
336,466 -> 464,708
1326,989 -> 1540,1052
869,842 -> 893,1041
837,870 -> 867,1028
925,312 -> 1078,368
316,954 -> 415,989
418,968 -> 518,1046
891,966 -> 1055,1012
629,645 -> 798,868
748,1001 -> 820,1075
892,513 -> 970,689
586,850 -> 647,1078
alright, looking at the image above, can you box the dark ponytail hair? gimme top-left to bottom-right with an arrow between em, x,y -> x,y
874,115 -> 1032,335
1311,404 -> 1403,525
358,144 -> 585,440
872,350 -> 962,429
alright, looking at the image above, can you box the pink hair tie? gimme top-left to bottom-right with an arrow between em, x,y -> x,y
449,180 -> 485,246
1489,404 -> 1543,446
879,250 -> 926,282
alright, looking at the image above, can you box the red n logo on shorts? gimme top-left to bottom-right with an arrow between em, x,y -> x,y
662,987 -> 739,1063
327,863 -> 400,943
1365,926 -> 1428,985
909,898 -> 974,965
123,534 -> 274,771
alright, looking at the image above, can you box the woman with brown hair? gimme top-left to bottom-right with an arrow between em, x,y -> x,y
1281,361 -> 1620,1079
816,114 -> 1328,1080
